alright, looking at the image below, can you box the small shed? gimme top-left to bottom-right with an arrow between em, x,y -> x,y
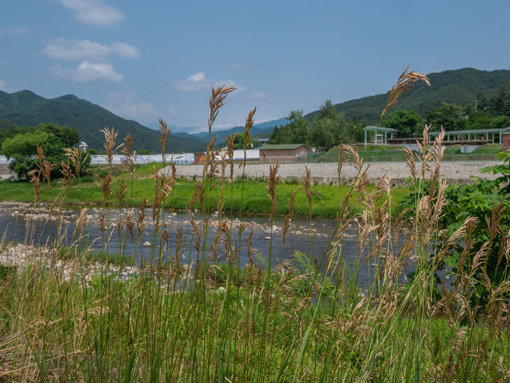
503,132 -> 510,150
193,152 -> 205,164
259,144 -> 309,163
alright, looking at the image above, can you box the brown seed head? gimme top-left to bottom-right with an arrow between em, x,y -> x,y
158,118 -> 170,163
208,85 -> 236,135
244,107 -> 257,149
380,66 -> 430,121
101,127 -> 124,167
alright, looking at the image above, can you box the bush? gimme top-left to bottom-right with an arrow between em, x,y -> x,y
400,150 -> 510,305
0,124 -> 84,180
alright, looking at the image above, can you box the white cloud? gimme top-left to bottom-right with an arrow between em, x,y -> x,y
106,90 -> 156,122
0,59 -> 7,67
43,38 -> 139,60
0,26 -> 28,38
110,42 -> 140,58
57,0 -> 124,27
188,72 -> 205,82
172,72 -> 240,92
51,61 -> 124,82
0,79 -> 7,91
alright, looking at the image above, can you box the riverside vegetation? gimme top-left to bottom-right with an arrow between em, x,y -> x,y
0,69 -> 509,382
0,167 -> 409,219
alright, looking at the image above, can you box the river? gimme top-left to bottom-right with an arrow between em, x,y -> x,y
0,202 -> 423,288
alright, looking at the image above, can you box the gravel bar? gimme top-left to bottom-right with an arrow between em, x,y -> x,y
161,161 -> 500,185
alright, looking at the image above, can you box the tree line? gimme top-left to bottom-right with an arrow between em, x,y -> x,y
269,86 -> 510,150
268,100 -> 366,151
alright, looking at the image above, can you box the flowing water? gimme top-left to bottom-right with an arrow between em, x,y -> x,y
0,202 -> 426,288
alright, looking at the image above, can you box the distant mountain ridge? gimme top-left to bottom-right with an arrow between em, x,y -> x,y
0,90 -> 10,102
305,68 -> 510,123
0,90 -> 207,152
2,67 -> 507,152
193,117 -> 289,147
146,117 -> 289,147
146,121 -> 200,134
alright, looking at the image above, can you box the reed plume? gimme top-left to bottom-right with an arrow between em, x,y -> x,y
158,117 -> 170,164
100,127 -> 124,168
27,169 -> 41,205
337,143 -> 345,186
208,85 -> 236,139
63,147 -> 87,178
380,66 -> 430,121
244,107 -> 257,150
36,146 -> 56,187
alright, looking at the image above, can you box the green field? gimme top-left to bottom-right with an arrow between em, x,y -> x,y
0,164 -> 409,218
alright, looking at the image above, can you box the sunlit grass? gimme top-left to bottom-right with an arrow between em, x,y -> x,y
0,174 -> 409,218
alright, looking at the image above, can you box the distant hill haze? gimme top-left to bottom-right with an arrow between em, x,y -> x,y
146,117 -> 289,147
193,117 -> 289,147
304,68 -> 510,124
0,90 -> 207,153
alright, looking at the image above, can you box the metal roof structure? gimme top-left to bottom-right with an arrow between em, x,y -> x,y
363,126 -> 397,133
363,126 -> 396,146
428,127 -> 510,136
259,144 -> 309,150
427,126 -> 510,144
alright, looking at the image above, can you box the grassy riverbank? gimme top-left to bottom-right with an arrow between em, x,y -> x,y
1,260 -> 509,382
0,164 -> 409,218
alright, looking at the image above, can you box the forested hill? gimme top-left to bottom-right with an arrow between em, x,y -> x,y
0,116 -> 13,131
305,68 -> 510,124
0,90 -> 207,152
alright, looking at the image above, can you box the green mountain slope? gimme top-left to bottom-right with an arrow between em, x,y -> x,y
0,90 -> 10,102
0,116 -> 13,131
305,68 -> 510,123
0,91 -> 207,153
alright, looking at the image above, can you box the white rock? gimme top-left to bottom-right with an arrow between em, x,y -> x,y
143,241 -> 152,247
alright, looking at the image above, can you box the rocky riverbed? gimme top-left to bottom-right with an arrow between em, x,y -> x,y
0,243 -> 139,282
0,202 -> 361,281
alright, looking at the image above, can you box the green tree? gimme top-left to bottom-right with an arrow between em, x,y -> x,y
345,117 -> 366,143
2,131 -> 64,179
489,115 -> 510,130
37,123 -> 79,147
384,110 -> 422,137
426,103 -> 464,130
226,133 -> 256,150
490,84 -> 510,116
1,124 -> 83,180
309,101 -> 347,149
269,110 -> 309,145
317,100 -> 337,120
268,126 -> 281,143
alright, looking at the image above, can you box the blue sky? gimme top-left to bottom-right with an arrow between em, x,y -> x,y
1,0 -> 510,132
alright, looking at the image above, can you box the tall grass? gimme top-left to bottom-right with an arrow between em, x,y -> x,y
0,72 -> 509,382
